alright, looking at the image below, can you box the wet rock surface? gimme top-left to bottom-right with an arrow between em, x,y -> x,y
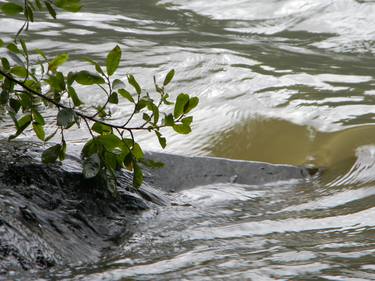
144,151 -> 311,192
0,141 -> 309,279
0,141 -> 163,276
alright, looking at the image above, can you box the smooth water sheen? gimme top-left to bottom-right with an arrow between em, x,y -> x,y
1,0 -> 375,280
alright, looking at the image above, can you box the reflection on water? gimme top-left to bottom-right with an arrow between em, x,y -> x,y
1,0 -> 375,280
209,118 -> 375,183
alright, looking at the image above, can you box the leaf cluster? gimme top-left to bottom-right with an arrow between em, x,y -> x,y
0,1 -> 199,195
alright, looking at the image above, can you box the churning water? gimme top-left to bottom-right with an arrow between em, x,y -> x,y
1,0 -> 375,280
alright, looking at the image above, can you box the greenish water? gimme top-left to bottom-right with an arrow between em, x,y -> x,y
1,0 -> 375,280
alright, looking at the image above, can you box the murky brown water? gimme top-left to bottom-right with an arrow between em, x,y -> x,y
1,0 -> 375,280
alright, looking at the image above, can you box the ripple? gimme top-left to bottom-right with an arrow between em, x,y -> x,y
1,1 -> 375,279
188,207 -> 375,240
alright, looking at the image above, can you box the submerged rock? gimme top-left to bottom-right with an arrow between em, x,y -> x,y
144,151 -> 310,192
0,141 -> 309,277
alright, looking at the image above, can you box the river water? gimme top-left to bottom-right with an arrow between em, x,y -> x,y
1,0 -> 375,280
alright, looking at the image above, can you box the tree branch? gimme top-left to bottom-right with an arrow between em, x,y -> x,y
0,69 -> 163,132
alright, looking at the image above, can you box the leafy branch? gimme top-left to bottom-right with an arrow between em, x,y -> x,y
0,0 -> 199,195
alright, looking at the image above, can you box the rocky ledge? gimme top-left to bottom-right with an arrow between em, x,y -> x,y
0,141 -> 310,277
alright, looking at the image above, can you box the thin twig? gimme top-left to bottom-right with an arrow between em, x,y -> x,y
83,117 -> 94,138
0,69 -> 159,131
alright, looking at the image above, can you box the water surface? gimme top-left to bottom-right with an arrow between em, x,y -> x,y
1,0 -> 375,280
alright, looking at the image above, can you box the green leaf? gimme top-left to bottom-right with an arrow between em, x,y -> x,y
44,1 -> 56,19
173,123 -> 191,134
96,106 -> 107,118
154,80 -> 163,94
92,122 -> 112,135
19,39 -> 28,56
115,149 -> 128,167
25,4 -> 34,22
108,92 -> 118,104
42,144 -> 62,164
174,93 -> 189,118
118,88 -> 134,103
127,74 -> 141,96
155,131 -> 166,149
32,109 -> 45,125
132,143 -> 144,160
47,72 -> 66,92
185,96 -> 199,114
1,57 -> 10,71
59,140 -> 67,161
17,114 -> 32,131
0,39 -> 3,48
67,86 -> 82,106
33,122 -> 45,141
54,72 -> 66,91
7,43 -> 20,54
9,114 -> 32,140
97,134 -> 123,151
181,116 -> 193,126
122,138 -> 134,148
24,79 -> 41,92
35,0 -> 43,10
9,98 -> 21,113
163,69 -> 175,86
133,162 -> 143,188
148,102 -> 159,124
164,113 -> 174,126
3,78 -> 14,92
123,152 -> 133,171
81,139 -> 98,158
106,45 -> 121,76
8,111 -> 17,127
135,99 -> 148,113
48,53 -> 69,72
104,151 -> 117,171
10,66 -> 28,78
83,153 -> 101,178
67,72 -> 75,86
1,3 -> 23,16
57,108 -> 75,128
142,113 -> 151,122
112,79 -> 125,89
19,93 -> 32,110
74,70 -> 105,85
0,90 -> 9,105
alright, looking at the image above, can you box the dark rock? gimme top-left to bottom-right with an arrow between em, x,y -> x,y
0,141 -> 310,279
0,140 -> 166,277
